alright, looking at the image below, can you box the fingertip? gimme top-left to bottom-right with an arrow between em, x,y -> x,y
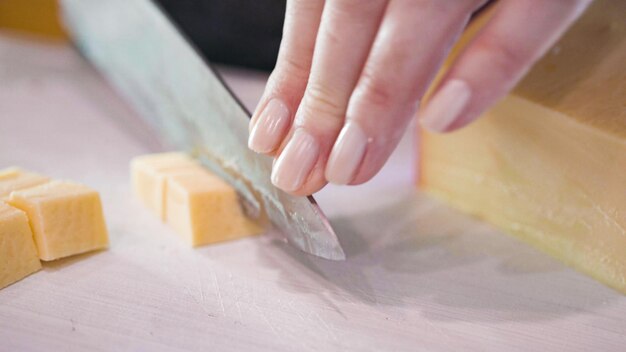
270,128 -> 320,192
248,98 -> 291,154
325,121 -> 369,185
419,79 -> 472,133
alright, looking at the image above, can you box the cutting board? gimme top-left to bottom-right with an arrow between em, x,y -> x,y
1,33 -> 625,352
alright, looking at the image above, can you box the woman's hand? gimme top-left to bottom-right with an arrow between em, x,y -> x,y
247,0 -> 592,195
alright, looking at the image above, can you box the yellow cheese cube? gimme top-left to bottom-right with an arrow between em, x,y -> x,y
166,168 -> 262,247
420,1 -> 626,292
131,152 -> 199,219
0,167 -> 49,199
8,181 -> 109,261
0,201 -> 41,289
0,0 -> 68,40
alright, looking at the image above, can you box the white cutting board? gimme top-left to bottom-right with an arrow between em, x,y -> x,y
0,33 -> 624,352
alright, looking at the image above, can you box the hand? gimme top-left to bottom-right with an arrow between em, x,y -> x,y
247,0 -> 591,195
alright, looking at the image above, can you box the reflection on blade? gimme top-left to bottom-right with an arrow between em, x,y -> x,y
60,0 -> 345,260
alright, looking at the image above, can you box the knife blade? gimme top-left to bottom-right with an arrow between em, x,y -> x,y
60,0 -> 345,260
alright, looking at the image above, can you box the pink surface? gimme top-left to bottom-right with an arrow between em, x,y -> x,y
0,33 -> 625,351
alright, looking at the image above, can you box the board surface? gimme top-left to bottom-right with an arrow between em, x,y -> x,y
0,33 -> 625,352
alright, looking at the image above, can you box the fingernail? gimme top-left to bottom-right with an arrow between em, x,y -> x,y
271,129 -> 319,192
325,122 -> 368,185
420,79 -> 471,133
248,99 -> 290,153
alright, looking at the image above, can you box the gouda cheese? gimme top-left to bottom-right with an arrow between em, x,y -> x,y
420,0 -> 626,292
0,167 -> 49,199
166,168 -> 262,247
0,201 -> 41,289
8,181 -> 109,261
131,152 -> 199,219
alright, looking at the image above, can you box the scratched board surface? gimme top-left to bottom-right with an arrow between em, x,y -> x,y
0,34 -> 625,352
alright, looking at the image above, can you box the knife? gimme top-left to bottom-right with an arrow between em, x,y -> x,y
59,0 -> 346,260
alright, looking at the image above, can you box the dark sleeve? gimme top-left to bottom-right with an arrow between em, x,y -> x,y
155,0 -> 495,72
155,0 -> 286,71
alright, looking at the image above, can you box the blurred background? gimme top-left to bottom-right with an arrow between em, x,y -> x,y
1,0 -> 496,71
156,0 -> 285,71
0,0 -> 285,71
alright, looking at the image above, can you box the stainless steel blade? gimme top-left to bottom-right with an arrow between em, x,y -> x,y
60,0 -> 345,260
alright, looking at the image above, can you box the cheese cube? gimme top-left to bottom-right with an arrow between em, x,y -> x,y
166,168 -> 262,247
0,167 -> 49,199
0,201 -> 41,289
131,152 -> 199,219
8,181 -> 109,261
420,0 -> 626,292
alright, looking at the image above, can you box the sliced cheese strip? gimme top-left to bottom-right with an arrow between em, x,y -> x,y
0,201 -> 41,289
0,167 -> 49,199
131,152 -> 199,220
420,0 -> 626,293
8,180 -> 109,261
165,167 -> 262,247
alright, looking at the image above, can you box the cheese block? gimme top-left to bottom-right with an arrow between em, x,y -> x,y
0,167 -> 49,199
8,181 -> 109,261
0,201 -> 41,289
131,152 -> 199,220
420,0 -> 626,292
0,0 -> 67,40
166,168 -> 262,247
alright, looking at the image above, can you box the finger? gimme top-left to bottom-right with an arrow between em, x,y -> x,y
325,0 -> 487,186
248,0 -> 324,154
270,0 -> 389,194
419,0 -> 592,132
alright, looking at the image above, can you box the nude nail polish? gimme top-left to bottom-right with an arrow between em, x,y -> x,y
271,129 -> 319,192
248,99 -> 290,153
325,122 -> 368,185
420,79 -> 471,133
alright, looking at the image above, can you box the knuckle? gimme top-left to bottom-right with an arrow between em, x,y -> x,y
324,0 -> 386,34
495,46 -> 529,77
332,0 -> 383,14
303,83 -> 346,121
356,71 -> 399,110
279,55 -> 311,81
322,25 -> 344,47
409,0 -> 453,13
290,0 -> 322,13
404,0 -> 484,19
475,37 -> 530,80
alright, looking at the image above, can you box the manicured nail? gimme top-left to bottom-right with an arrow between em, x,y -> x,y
271,129 -> 319,192
325,122 -> 368,185
248,99 -> 290,153
420,79 -> 471,133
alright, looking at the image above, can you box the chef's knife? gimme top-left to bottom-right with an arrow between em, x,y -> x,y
60,0 -> 345,260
